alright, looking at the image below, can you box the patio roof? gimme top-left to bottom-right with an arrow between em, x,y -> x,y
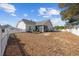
36,20 -> 51,26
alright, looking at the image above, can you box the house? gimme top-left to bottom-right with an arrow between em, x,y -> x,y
0,24 -> 22,33
16,19 -> 54,32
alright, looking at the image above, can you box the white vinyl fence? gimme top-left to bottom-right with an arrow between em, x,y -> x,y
66,28 -> 79,36
0,26 -> 24,56
61,28 -> 79,36
0,28 -> 10,56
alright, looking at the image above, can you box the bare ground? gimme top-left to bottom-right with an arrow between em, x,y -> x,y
4,32 -> 79,56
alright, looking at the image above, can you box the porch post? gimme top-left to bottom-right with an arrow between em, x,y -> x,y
42,26 -> 44,32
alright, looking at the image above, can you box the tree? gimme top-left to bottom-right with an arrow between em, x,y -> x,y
59,3 -> 79,29
55,26 -> 65,30
59,3 -> 79,20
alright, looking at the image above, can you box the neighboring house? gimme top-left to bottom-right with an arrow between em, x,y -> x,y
16,19 -> 54,32
0,24 -> 22,33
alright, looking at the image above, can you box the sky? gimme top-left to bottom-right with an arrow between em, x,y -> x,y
0,3 -> 66,27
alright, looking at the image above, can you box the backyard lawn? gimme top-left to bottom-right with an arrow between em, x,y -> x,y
4,32 -> 79,56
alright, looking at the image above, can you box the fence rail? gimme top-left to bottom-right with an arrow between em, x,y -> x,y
0,27 -> 23,56
61,28 -> 79,36
0,32 -> 9,56
67,28 -> 79,36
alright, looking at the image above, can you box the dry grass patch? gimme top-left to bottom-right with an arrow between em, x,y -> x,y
4,32 -> 79,56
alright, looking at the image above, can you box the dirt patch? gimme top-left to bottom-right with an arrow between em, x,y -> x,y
4,32 -> 79,56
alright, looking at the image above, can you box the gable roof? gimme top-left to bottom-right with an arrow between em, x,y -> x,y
22,19 -> 36,25
20,19 -> 52,26
1,24 -> 12,28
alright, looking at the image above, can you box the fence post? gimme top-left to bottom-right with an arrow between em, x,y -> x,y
0,28 -> 10,56
0,25 -> 2,56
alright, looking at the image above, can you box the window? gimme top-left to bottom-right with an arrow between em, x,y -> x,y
2,29 -> 5,33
